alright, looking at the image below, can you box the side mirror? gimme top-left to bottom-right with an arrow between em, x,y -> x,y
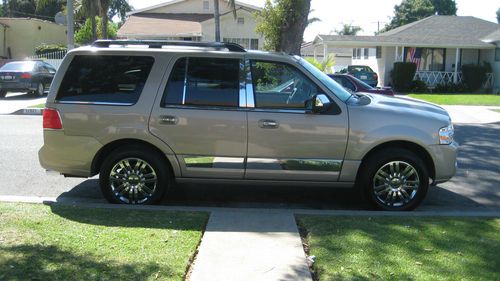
306,94 -> 332,114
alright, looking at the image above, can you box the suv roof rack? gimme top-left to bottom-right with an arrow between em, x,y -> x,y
92,40 -> 246,52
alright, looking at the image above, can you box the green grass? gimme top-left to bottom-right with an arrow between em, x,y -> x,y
28,103 -> 45,108
0,203 -> 209,281
491,109 -> 500,114
297,216 -> 500,281
407,94 -> 500,105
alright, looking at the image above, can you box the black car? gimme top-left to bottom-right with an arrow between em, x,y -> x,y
0,60 -> 56,98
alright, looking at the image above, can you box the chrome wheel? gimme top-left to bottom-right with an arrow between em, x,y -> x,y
109,158 -> 158,204
373,161 -> 420,207
36,83 -> 44,96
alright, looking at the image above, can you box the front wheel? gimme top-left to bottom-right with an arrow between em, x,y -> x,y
359,148 -> 429,211
99,146 -> 170,204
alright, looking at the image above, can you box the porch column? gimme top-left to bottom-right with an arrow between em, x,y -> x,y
323,43 -> 327,61
454,48 -> 460,83
395,46 -> 399,61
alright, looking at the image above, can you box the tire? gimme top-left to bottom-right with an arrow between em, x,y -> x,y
99,145 -> 170,204
0,90 -> 6,98
358,148 -> 429,211
34,83 -> 45,97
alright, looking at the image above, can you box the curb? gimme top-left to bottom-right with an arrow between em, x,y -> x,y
11,108 -> 43,115
0,195 -> 499,218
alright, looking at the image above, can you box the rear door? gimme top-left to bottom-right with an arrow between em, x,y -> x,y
245,59 -> 349,182
149,55 -> 247,179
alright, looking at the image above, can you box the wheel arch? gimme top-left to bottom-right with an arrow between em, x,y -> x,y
90,138 -> 176,178
357,140 -> 436,182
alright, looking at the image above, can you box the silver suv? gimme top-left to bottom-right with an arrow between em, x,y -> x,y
39,40 -> 458,211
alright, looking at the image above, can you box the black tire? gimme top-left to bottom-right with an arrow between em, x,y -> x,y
99,145 -> 170,204
34,83 -> 45,97
0,90 -> 6,98
358,148 -> 429,211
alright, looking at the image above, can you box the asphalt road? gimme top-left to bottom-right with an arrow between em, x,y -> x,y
0,115 -> 498,211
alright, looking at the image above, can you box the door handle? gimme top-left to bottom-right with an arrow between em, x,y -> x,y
258,119 -> 279,129
159,115 -> 178,125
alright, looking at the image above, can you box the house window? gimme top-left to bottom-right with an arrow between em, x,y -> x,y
237,17 -> 244,25
356,48 -> 361,60
405,47 -> 445,71
352,49 -> 356,59
203,1 -> 209,10
496,48 -> 500,61
364,48 -> 369,59
376,47 -> 382,59
250,39 -> 259,50
223,38 -> 259,50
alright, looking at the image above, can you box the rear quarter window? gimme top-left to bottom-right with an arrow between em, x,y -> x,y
56,55 -> 155,105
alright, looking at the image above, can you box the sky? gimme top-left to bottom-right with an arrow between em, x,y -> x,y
128,0 -> 500,41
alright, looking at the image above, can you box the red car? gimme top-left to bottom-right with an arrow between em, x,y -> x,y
328,74 -> 395,96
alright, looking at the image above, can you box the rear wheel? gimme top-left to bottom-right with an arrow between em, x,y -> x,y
99,146 -> 170,204
0,90 -> 6,98
359,148 -> 429,211
34,83 -> 45,97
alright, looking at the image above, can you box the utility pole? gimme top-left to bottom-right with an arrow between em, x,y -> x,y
67,0 -> 75,50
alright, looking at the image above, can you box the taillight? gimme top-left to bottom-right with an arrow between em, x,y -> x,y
43,108 -> 63,129
373,73 -> 378,80
20,72 -> 32,79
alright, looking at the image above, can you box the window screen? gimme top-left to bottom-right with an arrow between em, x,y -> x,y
57,55 -> 154,104
162,57 -> 240,107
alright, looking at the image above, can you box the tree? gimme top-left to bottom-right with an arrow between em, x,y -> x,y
98,0 -> 111,39
108,0 -> 132,23
305,55 -> 335,73
75,16 -> 116,44
431,0 -> 457,15
214,0 -> 236,42
497,7 -> 500,24
335,23 -> 362,35
3,0 -> 64,21
256,0 -> 313,55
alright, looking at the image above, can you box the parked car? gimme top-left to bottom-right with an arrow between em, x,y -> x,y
340,65 -> 378,87
0,60 -> 56,98
328,74 -> 395,96
38,40 -> 457,211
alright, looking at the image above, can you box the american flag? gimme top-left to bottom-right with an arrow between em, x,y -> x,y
409,48 -> 422,70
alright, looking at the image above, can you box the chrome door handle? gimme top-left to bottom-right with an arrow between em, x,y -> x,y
258,119 -> 279,129
159,115 -> 178,125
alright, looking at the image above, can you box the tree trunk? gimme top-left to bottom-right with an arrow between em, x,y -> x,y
90,1 -> 97,41
214,0 -> 221,42
102,13 -> 108,39
279,0 -> 310,55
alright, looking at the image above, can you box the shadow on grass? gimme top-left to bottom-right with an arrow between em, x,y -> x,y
0,244 -> 168,281
298,216 -> 499,281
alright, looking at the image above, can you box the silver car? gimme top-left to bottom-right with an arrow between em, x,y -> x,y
39,40 -> 458,211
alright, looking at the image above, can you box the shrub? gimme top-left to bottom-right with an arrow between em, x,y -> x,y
35,44 -> 66,56
461,64 -> 488,91
75,17 -> 118,45
433,82 -> 469,93
391,62 -> 417,91
409,79 -> 429,93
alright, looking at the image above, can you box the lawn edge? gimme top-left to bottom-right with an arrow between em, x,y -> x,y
294,215 -> 319,281
183,215 -> 210,281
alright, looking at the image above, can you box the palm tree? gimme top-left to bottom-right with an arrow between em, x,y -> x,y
98,0 -> 111,39
213,0 -> 236,42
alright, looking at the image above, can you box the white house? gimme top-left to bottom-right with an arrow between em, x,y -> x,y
117,0 -> 263,50
301,41 -> 352,73
310,16 -> 500,92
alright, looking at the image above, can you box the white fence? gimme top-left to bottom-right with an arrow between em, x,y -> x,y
27,50 -> 67,70
414,71 -> 494,89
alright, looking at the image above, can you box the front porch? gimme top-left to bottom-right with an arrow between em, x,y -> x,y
414,71 -> 495,88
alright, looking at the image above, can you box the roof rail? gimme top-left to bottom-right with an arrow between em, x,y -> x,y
91,40 -> 246,52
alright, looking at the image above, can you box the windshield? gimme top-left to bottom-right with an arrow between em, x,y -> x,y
297,57 -> 352,102
351,76 -> 375,90
348,65 -> 374,73
0,61 -> 36,72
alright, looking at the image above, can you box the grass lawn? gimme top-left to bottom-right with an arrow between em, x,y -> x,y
491,109 -> 500,114
28,103 -> 45,108
297,216 -> 500,281
0,203 -> 209,281
407,94 -> 500,106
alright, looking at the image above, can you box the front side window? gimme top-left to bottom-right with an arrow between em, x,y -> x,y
57,55 -> 154,104
162,57 -> 240,107
251,60 -> 322,109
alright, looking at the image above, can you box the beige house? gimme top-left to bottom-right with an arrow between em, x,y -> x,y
0,17 -> 67,59
118,0 -> 263,49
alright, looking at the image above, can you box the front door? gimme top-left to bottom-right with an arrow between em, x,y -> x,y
245,60 -> 349,181
150,55 -> 247,179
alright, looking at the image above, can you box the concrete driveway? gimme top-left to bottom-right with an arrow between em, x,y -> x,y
0,92 -> 46,114
0,115 -> 498,212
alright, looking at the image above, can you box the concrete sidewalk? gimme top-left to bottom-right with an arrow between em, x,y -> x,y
189,210 -> 312,281
0,93 -> 46,114
442,105 -> 500,124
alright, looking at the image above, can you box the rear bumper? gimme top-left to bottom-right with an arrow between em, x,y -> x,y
429,141 -> 459,183
0,82 -> 36,92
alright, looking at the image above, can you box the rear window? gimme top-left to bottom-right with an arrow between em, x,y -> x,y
56,55 -> 154,105
0,61 -> 36,71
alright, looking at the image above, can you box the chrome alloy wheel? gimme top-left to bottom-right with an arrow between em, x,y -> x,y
372,161 -> 420,207
109,158 -> 158,204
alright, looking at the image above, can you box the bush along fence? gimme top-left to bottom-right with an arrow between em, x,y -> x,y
28,49 -> 67,70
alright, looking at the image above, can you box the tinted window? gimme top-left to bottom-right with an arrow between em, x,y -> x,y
163,57 -> 240,107
57,55 -> 154,104
0,61 -> 36,71
251,60 -> 321,109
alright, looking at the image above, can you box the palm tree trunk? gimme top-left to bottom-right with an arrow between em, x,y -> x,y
101,13 -> 108,39
214,0 -> 220,42
90,0 -> 97,41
